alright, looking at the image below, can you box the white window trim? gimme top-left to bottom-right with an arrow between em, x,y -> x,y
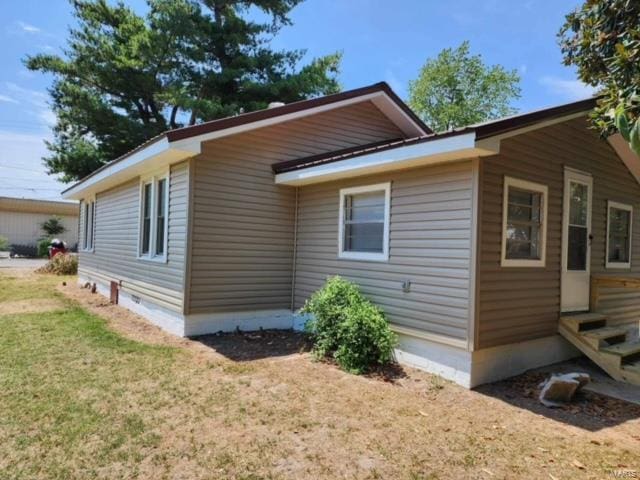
501,176 -> 548,268
606,200 -> 633,269
81,196 -> 96,253
137,170 -> 170,263
338,182 -> 390,262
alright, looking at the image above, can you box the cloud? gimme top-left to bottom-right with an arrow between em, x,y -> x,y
0,94 -> 18,104
0,130 -> 67,201
2,82 -> 54,130
539,76 -> 597,101
37,44 -> 56,53
16,21 -> 41,34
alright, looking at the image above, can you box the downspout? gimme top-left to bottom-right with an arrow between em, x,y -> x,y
290,186 -> 299,312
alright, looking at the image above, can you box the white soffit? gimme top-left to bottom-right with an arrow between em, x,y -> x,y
62,138 -> 199,200
275,132 -> 499,186
608,133 -> 640,185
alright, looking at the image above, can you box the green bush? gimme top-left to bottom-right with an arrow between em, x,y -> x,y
0,235 -> 9,251
301,276 -> 397,374
37,237 -> 51,258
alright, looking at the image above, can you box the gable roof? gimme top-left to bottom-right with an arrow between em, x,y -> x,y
62,82 -> 431,199
272,97 -> 599,174
165,82 -> 431,142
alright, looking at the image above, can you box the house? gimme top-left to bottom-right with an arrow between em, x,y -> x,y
0,196 -> 79,253
62,82 -> 640,388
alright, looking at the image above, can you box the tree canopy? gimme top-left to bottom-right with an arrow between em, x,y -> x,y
408,41 -> 521,132
26,0 -> 341,182
559,0 -> 640,154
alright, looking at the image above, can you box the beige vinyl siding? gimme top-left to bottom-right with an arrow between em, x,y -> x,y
0,211 -> 78,247
477,116 -> 640,348
188,100 -> 406,313
79,161 -> 189,312
293,161 -> 474,343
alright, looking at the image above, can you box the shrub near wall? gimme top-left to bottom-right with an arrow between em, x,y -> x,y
301,276 -> 397,374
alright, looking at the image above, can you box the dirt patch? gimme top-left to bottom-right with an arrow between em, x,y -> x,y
0,298 -> 66,316
58,281 -> 194,349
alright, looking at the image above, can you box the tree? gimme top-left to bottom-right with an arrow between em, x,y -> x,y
41,217 -> 67,236
26,0 -> 341,182
559,0 -> 640,154
408,41 -> 521,132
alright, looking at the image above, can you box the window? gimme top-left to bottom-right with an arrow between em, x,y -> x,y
139,173 -> 169,261
141,182 -> 152,255
606,201 -> 632,268
501,177 -> 548,267
155,178 -> 167,256
82,199 -> 95,251
338,182 -> 390,261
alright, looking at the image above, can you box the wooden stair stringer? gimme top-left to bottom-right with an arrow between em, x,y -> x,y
557,324 -> 625,382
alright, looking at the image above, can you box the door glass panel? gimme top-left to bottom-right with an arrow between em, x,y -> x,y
569,182 -> 588,226
566,180 -> 589,271
568,225 -> 588,270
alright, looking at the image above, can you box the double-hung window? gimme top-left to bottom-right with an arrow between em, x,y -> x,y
82,199 -> 95,251
139,173 -> 169,261
606,201 -> 632,269
338,182 -> 390,261
501,177 -> 548,267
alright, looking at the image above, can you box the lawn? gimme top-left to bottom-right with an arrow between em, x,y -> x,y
1,268 -> 639,480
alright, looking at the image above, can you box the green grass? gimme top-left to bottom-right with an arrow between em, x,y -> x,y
1,272 -> 639,480
0,275 -> 176,480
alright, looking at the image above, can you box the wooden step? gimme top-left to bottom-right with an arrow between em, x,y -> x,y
623,359 -> 640,374
582,326 -> 628,349
601,341 -> 640,358
560,313 -> 607,332
621,360 -> 640,384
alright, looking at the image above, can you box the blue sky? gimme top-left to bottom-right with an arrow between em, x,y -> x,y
0,0 -> 592,200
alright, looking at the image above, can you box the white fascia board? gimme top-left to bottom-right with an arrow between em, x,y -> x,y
169,92 -> 426,150
275,132 -> 498,186
62,137 -> 198,200
608,133 -> 640,185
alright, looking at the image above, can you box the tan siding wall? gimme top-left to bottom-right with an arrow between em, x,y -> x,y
294,161 -> 474,343
79,161 -> 189,312
0,211 -> 78,247
478,117 -> 640,348
189,102 -> 402,313
188,101 -> 405,313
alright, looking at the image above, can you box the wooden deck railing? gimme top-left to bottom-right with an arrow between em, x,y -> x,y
590,275 -> 640,312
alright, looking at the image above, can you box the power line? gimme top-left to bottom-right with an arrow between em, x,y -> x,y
0,187 -> 63,191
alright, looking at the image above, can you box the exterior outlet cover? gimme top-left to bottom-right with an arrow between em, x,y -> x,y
402,280 -> 411,293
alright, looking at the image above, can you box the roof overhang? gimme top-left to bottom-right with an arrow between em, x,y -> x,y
62,138 -> 199,200
274,132 -> 499,186
274,99 -> 600,186
608,133 -> 640,184
0,196 -> 79,215
62,82 -> 429,200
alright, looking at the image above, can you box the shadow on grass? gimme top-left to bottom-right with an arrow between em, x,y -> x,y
476,365 -> 640,432
191,329 -> 312,361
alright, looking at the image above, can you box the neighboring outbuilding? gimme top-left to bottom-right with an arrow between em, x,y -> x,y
0,196 -> 79,254
62,82 -> 640,388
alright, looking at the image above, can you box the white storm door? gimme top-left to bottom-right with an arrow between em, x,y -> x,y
561,168 -> 593,312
